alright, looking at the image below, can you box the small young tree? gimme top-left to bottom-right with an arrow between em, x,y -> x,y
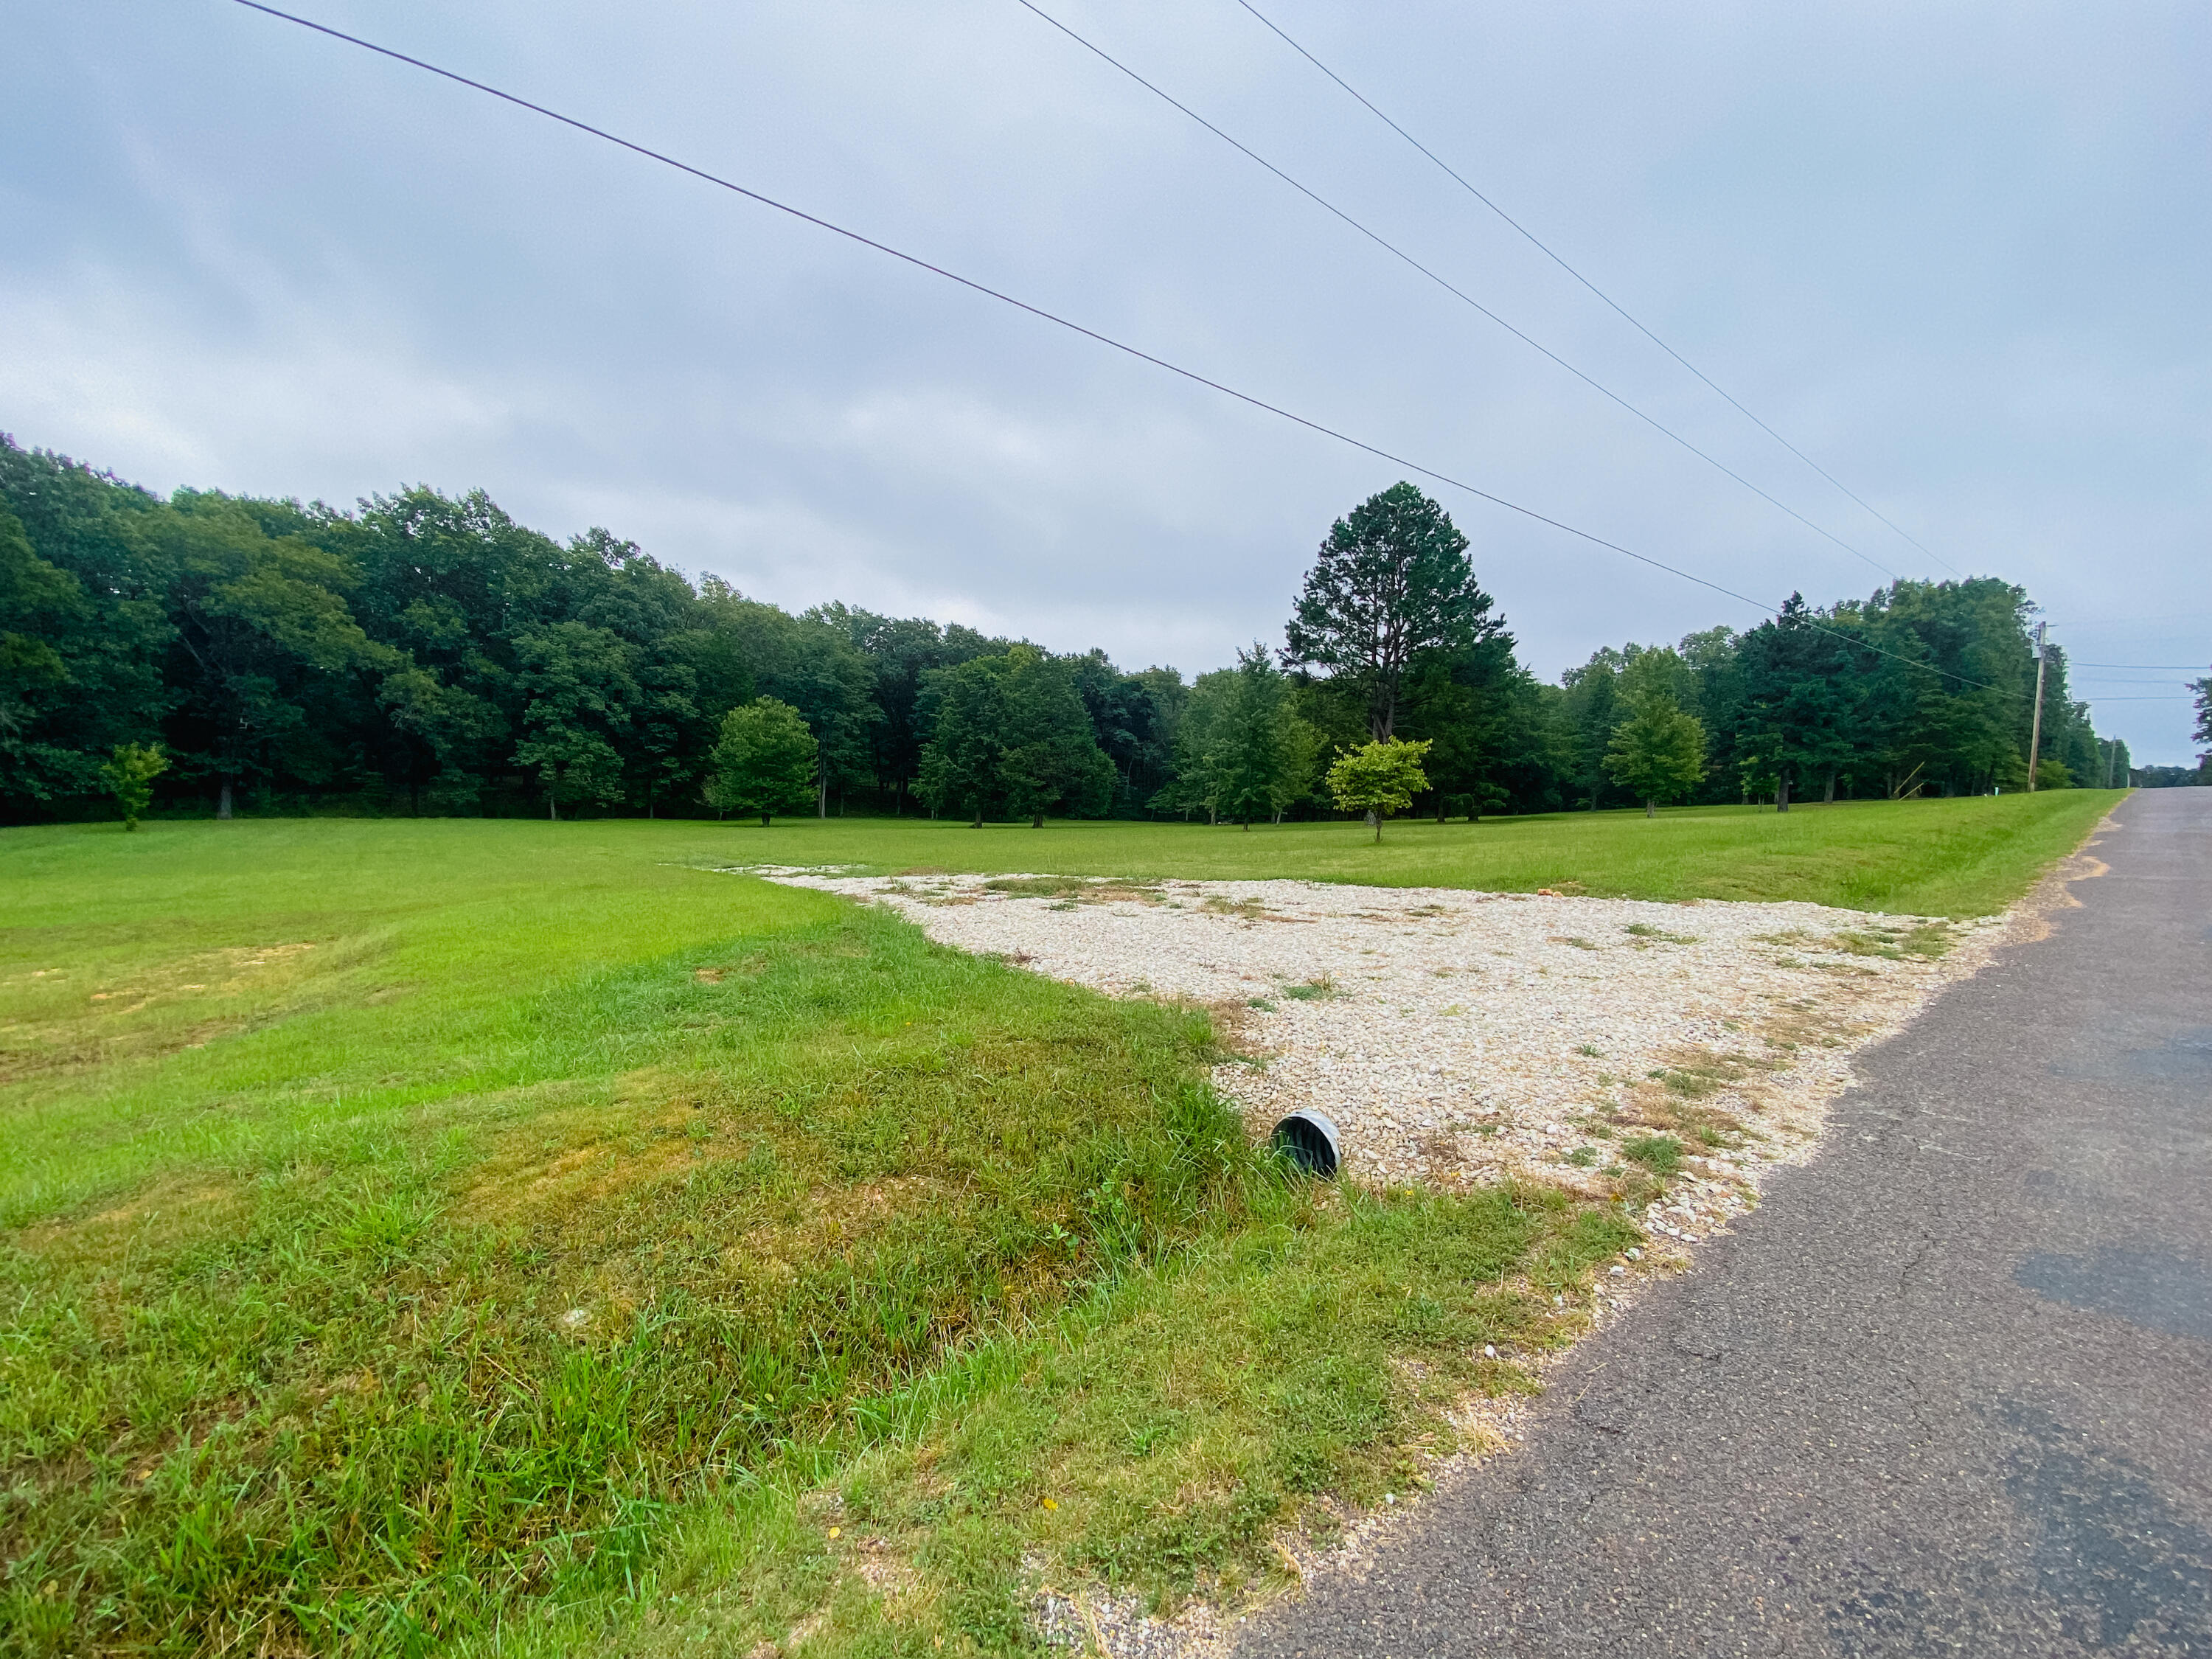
1604,692 -> 1707,816
704,698 -> 817,824
101,742 -> 167,831
1324,737 -> 1432,841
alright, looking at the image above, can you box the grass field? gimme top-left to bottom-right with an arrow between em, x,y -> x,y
0,796 -> 2115,1654
538,790 -> 2107,915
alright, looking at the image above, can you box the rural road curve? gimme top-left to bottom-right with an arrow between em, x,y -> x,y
1231,790 -> 2212,1658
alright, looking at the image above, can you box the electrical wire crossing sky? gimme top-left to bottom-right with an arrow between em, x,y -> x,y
5,0 -> 2207,759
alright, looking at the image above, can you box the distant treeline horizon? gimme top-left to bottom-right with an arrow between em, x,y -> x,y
1,434 -> 2153,827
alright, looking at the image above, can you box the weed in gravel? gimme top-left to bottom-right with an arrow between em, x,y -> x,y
1200,896 -> 1275,920
986,875 -> 1164,906
985,874 -> 1089,897
1624,923 -> 1699,945
1246,998 -> 1277,1012
1548,936 -> 1599,950
1576,1043 -> 1601,1057
1826,921 -> 1955,961
1281,974 -> 1338,1001
1620,1135 -> 1683,1176
1563,1147 -> 1599,1168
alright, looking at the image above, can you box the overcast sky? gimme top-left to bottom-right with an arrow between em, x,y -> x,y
7,0 -> 2207,760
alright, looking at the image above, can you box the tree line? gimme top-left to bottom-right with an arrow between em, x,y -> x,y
1,435 -> 2139,828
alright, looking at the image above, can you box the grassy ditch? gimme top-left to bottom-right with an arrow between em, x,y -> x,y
2,823 -> 1644,1656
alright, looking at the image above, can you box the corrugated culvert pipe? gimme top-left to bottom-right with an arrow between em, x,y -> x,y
1270,1109 -> 1340,1178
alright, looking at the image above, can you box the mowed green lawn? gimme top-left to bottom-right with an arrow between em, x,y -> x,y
0,795 -> 2115,1655
674,789 -> 2104,916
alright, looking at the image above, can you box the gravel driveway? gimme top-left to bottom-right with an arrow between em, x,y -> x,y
754,868 -> 2009,1248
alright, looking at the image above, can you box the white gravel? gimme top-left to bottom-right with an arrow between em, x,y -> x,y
745,866 -> 2007,1241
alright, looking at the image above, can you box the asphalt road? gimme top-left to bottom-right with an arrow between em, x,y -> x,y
1234,790 -> 2212,1658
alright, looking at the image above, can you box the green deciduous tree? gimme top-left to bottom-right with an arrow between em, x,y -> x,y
703,698 -> 817,824
1325,737 -> 1432,841
512,621 -> 638,818
1164,645 -> 1319,827
142,493 -> 395,817
101,742 -> 168,830
917,647 -> 1116,827
1284,483 -> 1502,740
1604,691 -> 1706,815
996,648 -> 1117,827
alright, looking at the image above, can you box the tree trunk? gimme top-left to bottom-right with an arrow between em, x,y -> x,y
549,791 -> 557,821
1823,770 -> 1837,804
218,779 -> 233,821
1031,812 -> 1044,828
760,812 -> 771,826
1372,815 -> 1382,844
1646,799 -> 1655,818
1776,774 -> 1790,813
817,773 -> 827,818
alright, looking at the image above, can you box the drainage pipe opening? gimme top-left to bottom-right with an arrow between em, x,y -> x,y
1270,1110 -> 1340,1180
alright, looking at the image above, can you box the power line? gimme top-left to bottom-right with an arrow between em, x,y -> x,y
232,1 -> 2018,701
2065,663 -> 2208,670
1230,0 -> 1964,579
1015,0 -> 1902,584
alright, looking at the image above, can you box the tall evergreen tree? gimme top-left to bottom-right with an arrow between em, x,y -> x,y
1284,483 -> 1503,739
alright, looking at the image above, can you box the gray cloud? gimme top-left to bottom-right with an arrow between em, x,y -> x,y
5,0 -> 2206,757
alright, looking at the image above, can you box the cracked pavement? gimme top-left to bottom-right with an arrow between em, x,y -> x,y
1229,792 -> 2212,1658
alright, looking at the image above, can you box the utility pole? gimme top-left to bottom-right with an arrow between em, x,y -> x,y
2102,738 -> 2115,790
2026,620 -> 2048,793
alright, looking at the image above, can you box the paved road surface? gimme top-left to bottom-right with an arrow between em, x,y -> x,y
1234,791 -> 2211,1658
